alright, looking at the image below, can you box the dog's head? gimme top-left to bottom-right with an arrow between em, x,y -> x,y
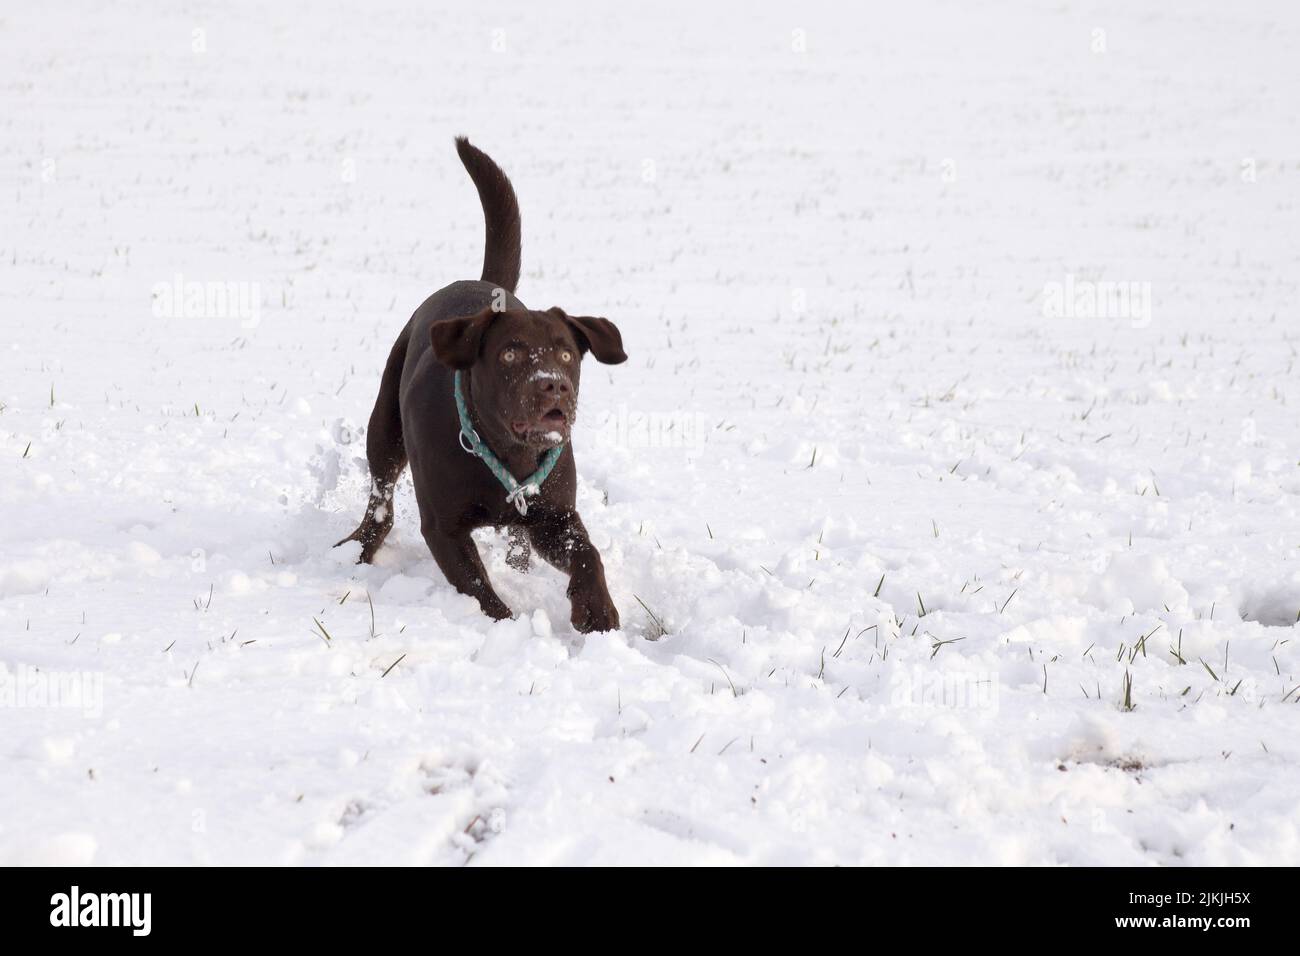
431,306 -> 626,451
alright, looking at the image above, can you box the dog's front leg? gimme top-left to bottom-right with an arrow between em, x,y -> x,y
422,525 -> 512,621
528,512 -> 619,633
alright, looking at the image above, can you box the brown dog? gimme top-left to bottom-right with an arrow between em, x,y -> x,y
336,138 -> 627,632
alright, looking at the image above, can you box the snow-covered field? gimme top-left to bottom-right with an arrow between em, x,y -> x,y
2,0 -> 1298,865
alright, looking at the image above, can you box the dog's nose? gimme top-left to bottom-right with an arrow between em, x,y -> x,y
535,377 -> 570,397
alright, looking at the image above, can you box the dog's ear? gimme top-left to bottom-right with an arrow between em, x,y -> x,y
548,308 -> 627,365
431,308 -> 496,369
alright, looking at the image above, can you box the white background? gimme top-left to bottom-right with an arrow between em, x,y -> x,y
2,0 -> 1298,864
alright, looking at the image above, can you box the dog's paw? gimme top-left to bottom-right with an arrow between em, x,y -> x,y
479,595 -> 513,621
335,515 -> 391,564
569,583 -> 620,634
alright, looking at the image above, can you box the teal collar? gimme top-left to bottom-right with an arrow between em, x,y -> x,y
454,370 -> 565,516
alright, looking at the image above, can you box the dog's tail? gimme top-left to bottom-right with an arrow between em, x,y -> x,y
455,136 -> 521,294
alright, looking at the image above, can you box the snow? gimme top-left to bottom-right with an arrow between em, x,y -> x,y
2,1 -> 1298,865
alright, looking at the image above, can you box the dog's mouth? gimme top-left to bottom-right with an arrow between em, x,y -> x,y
511,407 -> 570,445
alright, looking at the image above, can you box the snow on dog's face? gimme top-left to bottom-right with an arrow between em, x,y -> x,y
431,306 -> 626,451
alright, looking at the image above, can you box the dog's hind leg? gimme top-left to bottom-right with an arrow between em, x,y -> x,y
335,326 -> 410,563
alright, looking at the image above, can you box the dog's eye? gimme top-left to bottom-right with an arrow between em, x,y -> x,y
501,348 -> 518,364
558,349 -> 573,363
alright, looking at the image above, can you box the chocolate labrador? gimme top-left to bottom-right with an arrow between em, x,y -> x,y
336,138 -> 627,632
